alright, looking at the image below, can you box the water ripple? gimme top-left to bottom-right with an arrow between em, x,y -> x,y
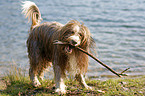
0,0 -> 145,78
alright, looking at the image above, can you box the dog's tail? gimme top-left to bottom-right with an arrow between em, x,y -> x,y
22,1 -> 42,27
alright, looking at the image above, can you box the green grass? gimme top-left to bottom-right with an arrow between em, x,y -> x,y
0,66 -> 145,96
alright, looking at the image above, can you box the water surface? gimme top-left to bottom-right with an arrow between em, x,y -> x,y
0,0 -> 145,79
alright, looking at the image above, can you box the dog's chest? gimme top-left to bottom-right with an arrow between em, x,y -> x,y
68,53 -> 80,75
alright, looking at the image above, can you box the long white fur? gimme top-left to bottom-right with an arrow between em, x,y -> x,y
22,1 -> 36,20
22,1 -> 36,13
68,53 -> 80,75
21,1 -> 42,23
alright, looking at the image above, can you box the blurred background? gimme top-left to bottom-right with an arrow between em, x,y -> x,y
0,0 -> 145,79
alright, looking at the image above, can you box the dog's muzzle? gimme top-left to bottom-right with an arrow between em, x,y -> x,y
64,35 -> 81,54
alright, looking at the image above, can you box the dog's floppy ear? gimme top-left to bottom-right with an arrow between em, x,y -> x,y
80,24 -> 91,46
80,24 -> 96,54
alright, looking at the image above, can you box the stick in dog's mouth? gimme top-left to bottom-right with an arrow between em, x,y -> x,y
53,40 -> 67,45
53,40 -> 130,77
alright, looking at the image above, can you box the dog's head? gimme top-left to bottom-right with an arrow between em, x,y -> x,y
59,20 -> 91,54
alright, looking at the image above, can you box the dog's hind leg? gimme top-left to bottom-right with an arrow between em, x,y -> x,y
53,63 -> 66,94
38,62 -> 52,81
75,74 -> 92,90
28,41 -> 43,87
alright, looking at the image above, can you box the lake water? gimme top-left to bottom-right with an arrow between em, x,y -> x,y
0,0 -> 145,79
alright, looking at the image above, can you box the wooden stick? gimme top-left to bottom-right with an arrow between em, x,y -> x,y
120,68 -> 130,74
54,40 -> 129,77
73,45 -> 121,77
119,68 -> 130,76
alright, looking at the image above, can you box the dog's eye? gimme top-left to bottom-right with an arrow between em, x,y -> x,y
70,31 -> 75,34
79,33 -> 83,36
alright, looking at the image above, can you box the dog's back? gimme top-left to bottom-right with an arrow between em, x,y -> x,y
27,22 -> 63,61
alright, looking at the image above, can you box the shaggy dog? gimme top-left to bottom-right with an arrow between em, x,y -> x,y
22,1 -> 95,94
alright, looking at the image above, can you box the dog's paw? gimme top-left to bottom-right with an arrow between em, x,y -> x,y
55,88 -> 66,94
39,76 -> 44,81
85,85 -> 93,90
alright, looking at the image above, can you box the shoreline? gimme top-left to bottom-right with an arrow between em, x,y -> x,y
0,74 -> 145,95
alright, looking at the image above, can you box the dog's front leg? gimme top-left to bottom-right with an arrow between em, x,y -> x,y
53,64 -> 66,94
75,74 -> 92,90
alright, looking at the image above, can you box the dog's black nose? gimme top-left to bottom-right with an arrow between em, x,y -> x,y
71,40 -> 77,45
